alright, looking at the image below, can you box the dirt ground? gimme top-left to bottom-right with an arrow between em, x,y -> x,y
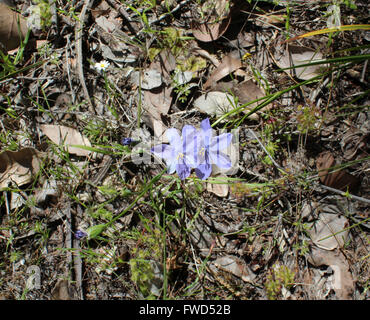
0,0 -> 369,300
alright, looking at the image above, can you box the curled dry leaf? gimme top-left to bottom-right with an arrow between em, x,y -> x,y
191,0 -> 231,42
40,125 -> 91,157
340,127 -> 367,161
204,51 -> 242,90
274,44 -> 326,80
307,246 -> 354,300
191,17 -> 231,43
316,151 -> 359,192
0,3 -> 28,52
0,147 -> 42,190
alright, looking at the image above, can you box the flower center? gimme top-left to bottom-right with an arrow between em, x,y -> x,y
177,152 -> 184,161
199,147 -> 206,157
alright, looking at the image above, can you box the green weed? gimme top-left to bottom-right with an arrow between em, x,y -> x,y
265,264 -> 295,300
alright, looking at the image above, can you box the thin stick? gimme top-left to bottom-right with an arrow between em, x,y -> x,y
75,0 -> 94,113
317,184 -> 370,205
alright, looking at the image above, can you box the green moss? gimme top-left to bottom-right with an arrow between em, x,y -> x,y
265,264 -> 295,300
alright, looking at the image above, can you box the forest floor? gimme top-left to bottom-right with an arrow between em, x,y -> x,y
0,0 -> 369,300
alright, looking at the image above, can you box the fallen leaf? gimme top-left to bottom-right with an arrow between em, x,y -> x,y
204,51 -> 242,89
158,49 -> 177,77
146,85 -> 172,116
207,175 -> 229,197
35,179 -> 59,205
212,80 -> 272,120
191,0 -> 231,42
274,44 -> 326,80
173,70 -> 193,85
234,80 -> 272,120
316,151 -> 359,192
0,147 -> 42,190
130,69 -> 163,90
211,255 -> 256,283
40,125 -> 91,157
101,44 -> 137,63
0,3 -> 28,52
308,212 -> 349,250
193,91 -> 236,117
307,246 -> 355,299
254,14 -> 286,27
10,192 -> 26,210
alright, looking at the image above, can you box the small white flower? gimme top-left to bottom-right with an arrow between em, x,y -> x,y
94,60 -> 110,72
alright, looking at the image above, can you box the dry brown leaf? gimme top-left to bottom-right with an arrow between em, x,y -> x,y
204,51 -> 242,89
142,85 -> 171,143
147,85 -> 172,115
191,0 -> 231,43
307,246 -> 355,300
211,255 -> 256,283
191,16 -> 231,43
40,125 -> 91,157
274,44 -> 326,80
316,151 -> 359,192
0,147 -> 42,190
308,212 -> 349,250
207,175 -> 229,197
158,49 -> 177,77
235,80 -> 272,119
213,80 -> 272,120
254,14 -> 286,27
0,3 -> 28,52
193,91 -> 236,118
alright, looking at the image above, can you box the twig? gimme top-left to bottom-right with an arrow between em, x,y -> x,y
360,59 -> 368,83
64,201 -> 73,276
316,184 -> 370,205
65,34 -> 76,104
105,0 -> 138,35
75,0 -> 95,113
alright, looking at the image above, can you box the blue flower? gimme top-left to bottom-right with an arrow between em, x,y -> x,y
151,125 -> 198,180
194,118 -> 232,180
75,230 -> 87,240
121,137 -> 139,146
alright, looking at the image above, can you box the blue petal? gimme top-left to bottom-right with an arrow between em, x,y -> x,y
210,151 -> 232,169
151,144 -> 175,162
166,128 -> 182,150
209,133 -> 232,152
167,161 -> 176,174
182,125 -> 199,167
200,119 -> 213,148
195,163 -> 212,180
176,163 -> 191,180
200,118 -> 211,132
